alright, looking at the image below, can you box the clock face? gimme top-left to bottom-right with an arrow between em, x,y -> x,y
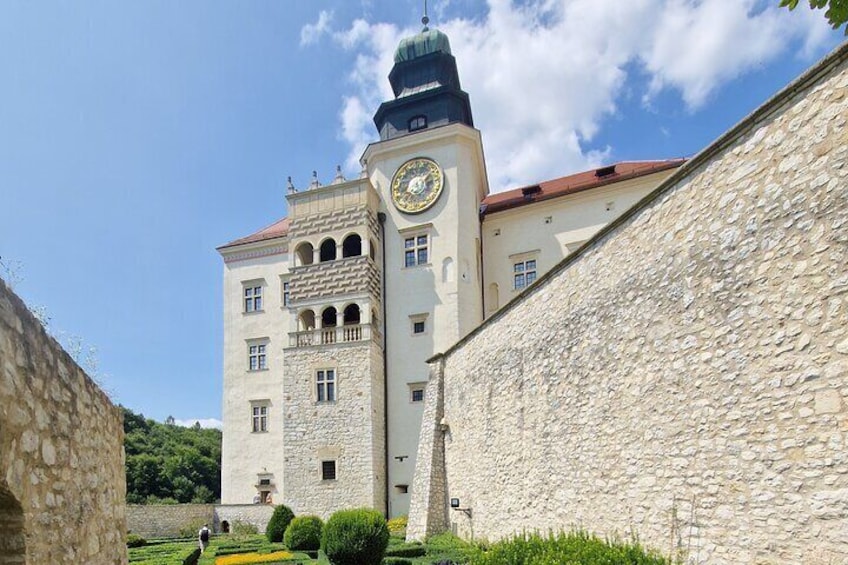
390,157 -> 444,214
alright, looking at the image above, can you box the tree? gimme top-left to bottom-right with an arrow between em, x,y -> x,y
780,0 -> 848,34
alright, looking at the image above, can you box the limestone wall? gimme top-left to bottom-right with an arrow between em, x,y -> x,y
409,45 -> 848,564
0,279 -> 127,564
127,504 -> 275,538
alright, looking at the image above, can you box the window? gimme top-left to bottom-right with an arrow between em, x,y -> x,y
410,313 -> 429,336
317,369 -> 336,402
251,404 -> 268,433
282,281 -> 290,306
321,460 -> 337,481
513,259 -> 537,290
404,235 -> 429,267
244,285 -> 263,312
413,321 -> 425,334
411,388 -> 424,402
409,115 -> 427,132
249,344 -> 267,371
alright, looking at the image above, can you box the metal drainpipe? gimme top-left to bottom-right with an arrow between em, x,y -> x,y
378,211 -> 390,517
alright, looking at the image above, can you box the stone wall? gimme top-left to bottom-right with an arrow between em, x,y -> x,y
0,279 -> 127,564
127,504 -> 275,538
408,44 -> 848,565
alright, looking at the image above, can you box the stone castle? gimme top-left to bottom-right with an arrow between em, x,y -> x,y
218,14 -> 848,563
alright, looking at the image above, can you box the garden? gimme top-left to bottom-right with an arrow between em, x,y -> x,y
128,505 -> 672,565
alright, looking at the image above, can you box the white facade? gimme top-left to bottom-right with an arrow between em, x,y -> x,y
218,26 -> 684,518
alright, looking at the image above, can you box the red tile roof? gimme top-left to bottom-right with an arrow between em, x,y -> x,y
218,217 -> 290,250
481,159 -> 686,215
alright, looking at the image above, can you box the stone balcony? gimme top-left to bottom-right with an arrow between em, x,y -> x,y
287,323 -> 382,349
288,255 -> 381,304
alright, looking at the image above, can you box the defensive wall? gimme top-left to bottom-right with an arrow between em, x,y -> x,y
126,504 -> 275,538
0,279 -> 127,564
408,42 -> 848,565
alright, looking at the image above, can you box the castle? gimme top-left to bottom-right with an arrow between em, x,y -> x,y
218,21 -> 681,519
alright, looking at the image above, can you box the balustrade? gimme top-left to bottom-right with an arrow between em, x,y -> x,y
288,323 -> 380,348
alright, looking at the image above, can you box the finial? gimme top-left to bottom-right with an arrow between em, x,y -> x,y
309,170 -> 322,190
332,165 -> 346,185
286,176 -> 297,194
422,0 -> 429,31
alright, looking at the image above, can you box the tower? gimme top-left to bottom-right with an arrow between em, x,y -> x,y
363,19 -> 489,517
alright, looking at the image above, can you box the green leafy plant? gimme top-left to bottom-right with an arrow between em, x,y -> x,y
231,520 -> 259,536
321,507 -> 390,565
266,504 -> 295,543
126,533 -> 147,547
387,515 -> 408,537
284,515 -> 324,551
780,0 -> 848,34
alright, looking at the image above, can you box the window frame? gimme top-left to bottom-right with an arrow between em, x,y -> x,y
247,340 -> 269,372
409,313 -> 429,337
408,115 -> 427,132
243,283 -> 264,313
251,402 -> 269,433
321,460 -> 337,481
409,381 -> 427,403
403,233 -> 430,268
316,368 -> 337,403
512,257 -> 538,291
280,275 -> 291,307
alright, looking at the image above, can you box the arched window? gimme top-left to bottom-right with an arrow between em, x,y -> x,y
409,115 -> 427,132
343,304 -> 361,325
298,309 -> 315,331
320,239 -> 337,262
295,242 -> 314,266
342,234 -> 362,258
321,306 -> 338,328
0,486 -> 25,563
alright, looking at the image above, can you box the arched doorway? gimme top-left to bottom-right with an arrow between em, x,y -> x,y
0,485 -> 25,564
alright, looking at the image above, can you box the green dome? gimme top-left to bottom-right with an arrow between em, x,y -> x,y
393,28 -> 452,63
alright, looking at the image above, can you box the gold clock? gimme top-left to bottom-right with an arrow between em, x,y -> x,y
390,157 -> 444,214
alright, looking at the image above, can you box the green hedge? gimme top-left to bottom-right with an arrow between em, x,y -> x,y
284,515 -> 324,551
384,542 -> 426,558
322,508 -> 389,565
266,504 -> 295,543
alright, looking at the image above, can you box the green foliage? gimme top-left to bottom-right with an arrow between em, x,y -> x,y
284,515 -> 324,551
178,518 -> 210,540
127,533 -> 148,548
123,406 -> 222,504
322,508 -> 390,565
468,531 -> 670,565
266,504 -> 296,543
420,532 -> 477,563
127,538 -> 200,564
384,542 -> 426,558
382,558 -> 413,565
780,0 -> 848,34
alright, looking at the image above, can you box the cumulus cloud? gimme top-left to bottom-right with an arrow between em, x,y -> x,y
302,0 -> 832,190
174,418 -> 223,430
300,10 -> 334,46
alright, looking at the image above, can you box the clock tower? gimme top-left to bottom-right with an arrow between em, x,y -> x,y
363,18 -> 488,517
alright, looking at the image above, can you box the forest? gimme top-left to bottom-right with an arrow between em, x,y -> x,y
123,407 -> 222,504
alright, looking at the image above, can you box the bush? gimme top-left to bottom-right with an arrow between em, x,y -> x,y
178,518 -> 209,539
468,531 -> 670,565
322,507 -> 390,565
284,515 -> 323,551
385,542 -> 426,558
182,547 -> 201,565
231,520 -> 259,535
126,533 -> 147,547
382,558 -> 413,565
387,515 -> 408,536
266,504 -> 295,543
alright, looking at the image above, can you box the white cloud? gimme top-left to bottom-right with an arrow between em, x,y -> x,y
174,418 -> 223,430
304,0 -> 832,191
300,10 -> 334,47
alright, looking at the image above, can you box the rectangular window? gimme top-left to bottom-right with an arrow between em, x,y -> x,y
513,259 -> 537,290
244,285 -> 263,312
317,369 -> 336,402
282,281 -> 290,306
411,388 -> 424,402
413,321 -> 425,334
249,344 -> 267,371
321,460 -> 337,481
404,235 -> 429,267
252,404 -> 268,433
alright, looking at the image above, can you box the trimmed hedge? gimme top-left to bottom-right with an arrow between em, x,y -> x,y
284,515 -> 324,551
381,558 -> 413,565
322,508 -> 390,565
127,533 -> 147,548
384,542 -> 426,558
266,504 -> 296,543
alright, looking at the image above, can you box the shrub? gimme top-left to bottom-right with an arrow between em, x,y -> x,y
284,515 -> 323,551
468,531 -> 670,565
182,547 -> 201,565
178,518 -> 210,539
382,558 -> 413,565
322,507 -> 390,565
385,542 -> 426,558
231,520 -> 259,535
126,533 -> 147,547
387,515 -> 408,536
266,504 -> 295,543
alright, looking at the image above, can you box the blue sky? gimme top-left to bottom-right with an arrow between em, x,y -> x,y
0,1 -> 842,427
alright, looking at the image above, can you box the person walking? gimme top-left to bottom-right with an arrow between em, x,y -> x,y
199,524 -> 211,553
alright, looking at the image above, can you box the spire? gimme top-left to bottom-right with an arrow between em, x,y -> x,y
422,0 -> 429,31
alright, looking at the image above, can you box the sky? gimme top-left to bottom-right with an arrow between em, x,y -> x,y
0,1 -> 843,428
